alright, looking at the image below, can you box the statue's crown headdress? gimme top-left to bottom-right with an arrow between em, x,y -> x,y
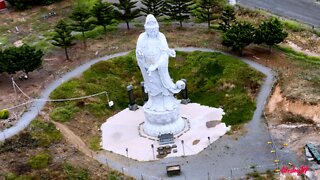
144,14 -> 159,29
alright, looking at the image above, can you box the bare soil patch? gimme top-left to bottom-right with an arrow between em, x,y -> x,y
266,84 -> 320,165
267,85 -> 320,125
0,134 -> 112,179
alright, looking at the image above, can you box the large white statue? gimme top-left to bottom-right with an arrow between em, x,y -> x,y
136,14 -> 185,137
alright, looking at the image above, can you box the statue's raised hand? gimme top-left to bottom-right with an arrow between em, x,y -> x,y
137,50 -> 144,59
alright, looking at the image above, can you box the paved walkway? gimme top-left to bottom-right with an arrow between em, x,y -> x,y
0,47 -> 295,179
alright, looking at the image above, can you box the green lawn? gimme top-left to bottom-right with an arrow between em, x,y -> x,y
49,51 -> 264,126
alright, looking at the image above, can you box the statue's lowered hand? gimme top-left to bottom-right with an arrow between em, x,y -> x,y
147,65 -> 157,76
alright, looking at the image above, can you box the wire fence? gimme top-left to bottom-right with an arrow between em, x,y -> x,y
2,78 -> 111,111
98,161 -> 279,180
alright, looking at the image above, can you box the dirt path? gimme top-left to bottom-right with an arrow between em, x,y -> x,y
51,121 -> 96,158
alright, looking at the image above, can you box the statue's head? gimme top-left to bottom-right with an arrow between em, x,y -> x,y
144,14 -> 159,38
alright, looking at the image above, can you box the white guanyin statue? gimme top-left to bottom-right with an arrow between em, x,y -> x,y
136,14 -> 186,137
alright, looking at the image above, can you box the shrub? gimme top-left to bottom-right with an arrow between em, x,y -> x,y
28,152 -> 52,169
0,132 -> 38,153
4,173 -> 34,180
29,119 -> 62,147
50,105 -> 79,122
62,163 -> 89,180
89,136 -> 101,151
107,170 -> 123,180
0,109 -> 9,119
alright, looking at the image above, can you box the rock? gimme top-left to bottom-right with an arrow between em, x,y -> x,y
206,121 -> 220,128
14,40 -> 23,47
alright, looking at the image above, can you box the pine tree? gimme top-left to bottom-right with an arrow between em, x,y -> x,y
219,5 -> 236,32
70,5 -> 93,48
2,47 -> 21,75
222,21 -> 255,55
1,45 -> 43,76
164,0 -> 195,28
0,51 -> 4,74
19,45 -> 43,77
140,0 -> 165,18
91,0 -> 115,33
193,0 -> 225,28
52,20 -> 74,60
113,0 -> 141,30
255,18 -> 288,53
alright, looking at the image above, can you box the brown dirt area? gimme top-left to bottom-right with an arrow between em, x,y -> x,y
1,1 -> 320,178
265,84 -> 320,160
0,132 -> 115,179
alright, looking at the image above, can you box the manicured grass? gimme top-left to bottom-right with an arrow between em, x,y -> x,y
171,51 -> 264,125
49,51 -> 264,126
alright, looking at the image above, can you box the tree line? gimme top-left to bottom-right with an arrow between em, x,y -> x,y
6,0 -> 60,10
220,6 -> 288,55
0,0 -> 288,77
51,0 -> 229,60
52,0 -> 287,59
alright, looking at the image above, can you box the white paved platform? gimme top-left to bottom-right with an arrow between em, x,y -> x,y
101,103 -> 230,161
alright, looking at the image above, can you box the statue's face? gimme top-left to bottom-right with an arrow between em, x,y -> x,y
146,27 -> 159,38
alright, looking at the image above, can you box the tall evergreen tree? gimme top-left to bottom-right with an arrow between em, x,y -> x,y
193,0 -> 225,28
91,0 -> 115,33
70,5 -> 93,48
222,21 -> 255,55
52,20 -> 74,60
164,0 -> 195,28
113,0 -> 141,30
219,5 -> 236,32
255,17 -> 288,53
140,0 -> 165,18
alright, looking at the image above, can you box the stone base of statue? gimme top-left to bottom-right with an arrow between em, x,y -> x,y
143,104 -> 185,137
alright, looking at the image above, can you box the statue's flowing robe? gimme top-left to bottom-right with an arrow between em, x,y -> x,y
136,32 -> 180,97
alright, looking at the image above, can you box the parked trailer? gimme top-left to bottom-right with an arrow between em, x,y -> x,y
306,143 -> 320,164
166,165 -> 181,176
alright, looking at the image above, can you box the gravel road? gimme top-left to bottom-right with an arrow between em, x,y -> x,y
238,0 -> 320,27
